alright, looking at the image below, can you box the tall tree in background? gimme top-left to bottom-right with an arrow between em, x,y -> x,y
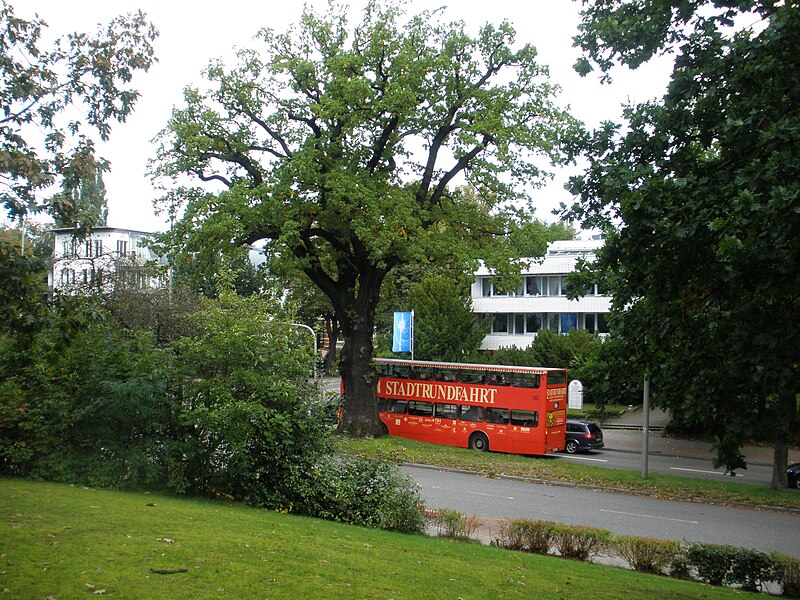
54,169 -> 109,228
152,2 -> 584,435
568,1 -> 799,487
0,1 -> 157,227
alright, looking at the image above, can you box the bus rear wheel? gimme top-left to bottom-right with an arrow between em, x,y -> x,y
469,432 -> 489,452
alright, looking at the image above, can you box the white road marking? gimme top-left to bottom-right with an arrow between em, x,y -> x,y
560,455 -> 608,463
600,509 -> 699,524
670,467 -> 741,477
431,486 -> 513,500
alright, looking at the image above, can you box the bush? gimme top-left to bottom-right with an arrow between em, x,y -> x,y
686,543 -> 777,591
292,456 -> 425,534
551,524 -> 611,561
774,553 -> 800,598
613,535 -> 681,575
428,508 -> 484,540
495,519 -> 556,554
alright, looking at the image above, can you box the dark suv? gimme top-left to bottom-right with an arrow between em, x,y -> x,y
564,420 -> 604,454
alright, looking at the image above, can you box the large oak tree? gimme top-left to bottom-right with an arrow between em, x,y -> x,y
568,0 -> 799,488
152,1 -> 583,435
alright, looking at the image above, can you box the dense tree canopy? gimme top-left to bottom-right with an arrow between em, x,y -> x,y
567,0 -> 799,486
152,1 -> 584,435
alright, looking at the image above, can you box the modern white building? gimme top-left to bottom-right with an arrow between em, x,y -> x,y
49,227 -> 166,294
472,239 -> 611,350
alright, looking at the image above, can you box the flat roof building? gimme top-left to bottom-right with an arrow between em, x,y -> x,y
472,239 -> 611,351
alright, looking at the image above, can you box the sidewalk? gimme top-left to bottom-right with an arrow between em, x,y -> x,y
601,407 -> 800,467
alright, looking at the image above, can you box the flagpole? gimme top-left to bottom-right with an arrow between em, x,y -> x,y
411,310 -> 415,360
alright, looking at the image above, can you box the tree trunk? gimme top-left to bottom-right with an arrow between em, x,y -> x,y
771,390 -> 796,490
323,314 -> 338,371
336,269 -> 386,437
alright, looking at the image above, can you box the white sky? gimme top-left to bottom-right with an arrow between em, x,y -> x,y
20,0 -> 671,233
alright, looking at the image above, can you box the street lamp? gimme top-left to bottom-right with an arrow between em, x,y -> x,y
291,322 -> 318,381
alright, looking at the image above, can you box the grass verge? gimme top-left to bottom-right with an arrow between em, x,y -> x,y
2,478 -> 758,599
336,436 -> 800,510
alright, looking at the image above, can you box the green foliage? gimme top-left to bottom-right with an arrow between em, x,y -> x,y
568,1 -> 800,475
495,519 -> 556,554
166,289 -> 332,504
686,543 -> 777,591
0,3 -> 157,226
489,329 -> 601,372
613,535 -> 681,575
290,455 -> 424,534
551,523 -> 612,561
151,1 -> 584,435
774,552 -> 800,598
387,275 -> 488,362
1,296 -> 177,488
0,241 -> 49,340
427,508 -> 483,541
54,169 -> 109,228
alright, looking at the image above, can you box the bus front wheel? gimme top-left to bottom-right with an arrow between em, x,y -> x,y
469,432 -> 489,452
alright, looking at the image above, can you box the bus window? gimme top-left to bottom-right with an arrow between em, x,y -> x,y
511,410 -> 538,427
408,401 -> 433,416
512,373 -> 541,388
459,370 -> 486,384
387,399 -> 408,414
434,403 -> 458,419
377,397 -> 388,412
547,371 -> 567,385
458,405 -> 484,422
435,369 -> 456,382
485,408 -> 510,424
488,373 -> 510,386
410,367 -> 436,380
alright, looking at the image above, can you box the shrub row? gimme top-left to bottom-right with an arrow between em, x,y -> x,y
492,518 -> 800,596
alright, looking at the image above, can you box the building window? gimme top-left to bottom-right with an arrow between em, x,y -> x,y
585,313 -> 596,333
526,276 -> 542,296
547,313 -> 560,331
482,278 -> 493,297
598,313 -> 610,334
547,276 -> 561,296
561,313 -> 578,332
116,240 -> 128,255
514,314 -> 525,335
84,240 -> 92,257
95,240 -> 103,256
492,314 -> 509,333
526,313 -> 541,332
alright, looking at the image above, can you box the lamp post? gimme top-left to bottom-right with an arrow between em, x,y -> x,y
291,322 -> 318,382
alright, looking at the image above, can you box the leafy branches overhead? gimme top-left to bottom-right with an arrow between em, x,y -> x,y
152,0 -> 583,434
568,1 -> 800,481
0,1 -> 158,227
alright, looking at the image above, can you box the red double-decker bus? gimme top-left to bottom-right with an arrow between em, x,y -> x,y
373,358 -> 568,455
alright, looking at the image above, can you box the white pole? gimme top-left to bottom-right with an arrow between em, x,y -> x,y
641,376 -> 650,479
410,310 -> 415,360
292,322 -> 318,382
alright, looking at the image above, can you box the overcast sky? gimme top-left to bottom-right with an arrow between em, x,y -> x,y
20,0 -> 671,232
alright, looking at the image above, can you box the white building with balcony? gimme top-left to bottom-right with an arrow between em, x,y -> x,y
49,227 -> 166,294
472,239 -> 611,350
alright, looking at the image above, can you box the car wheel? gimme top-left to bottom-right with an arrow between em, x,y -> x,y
794,476 -> 800,490
565,439 -> 579,454
469,432 -> 489,452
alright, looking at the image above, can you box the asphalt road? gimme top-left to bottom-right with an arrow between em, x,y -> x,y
556,445 -> 775,486
403,464 -> 800,556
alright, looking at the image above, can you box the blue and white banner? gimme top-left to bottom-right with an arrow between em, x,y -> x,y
392,311 -> 413,353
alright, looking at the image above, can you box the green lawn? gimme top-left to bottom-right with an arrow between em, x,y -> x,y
1,478 -> 757,599
336,435 -> 800,510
